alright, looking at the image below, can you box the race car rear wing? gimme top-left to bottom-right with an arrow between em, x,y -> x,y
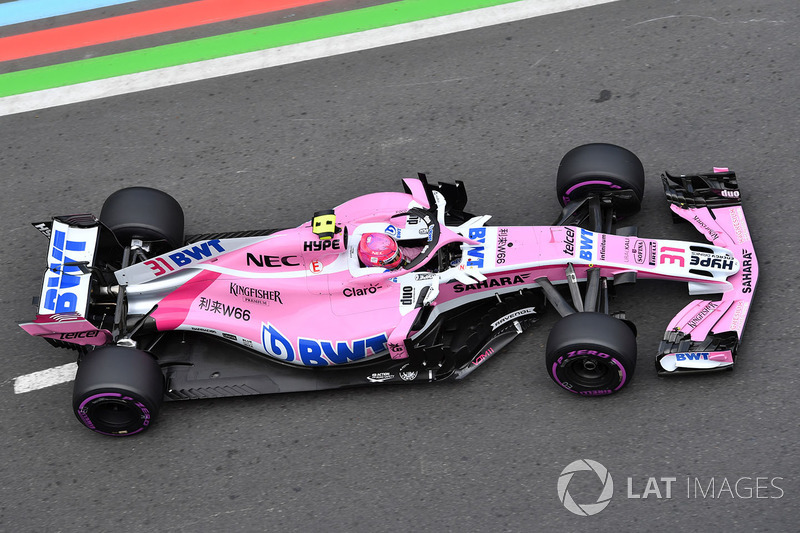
19,215 -> 113,349
657,169 -> 758,374
34,215 -> 100,316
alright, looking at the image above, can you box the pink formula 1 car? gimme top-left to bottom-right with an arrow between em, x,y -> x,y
20,144 -> 758,436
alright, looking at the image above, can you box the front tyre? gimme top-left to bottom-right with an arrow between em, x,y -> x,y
73,346 -> 165,436
546,312 -> 636,396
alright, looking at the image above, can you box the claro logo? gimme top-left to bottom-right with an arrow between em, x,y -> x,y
343,284 -> 381,297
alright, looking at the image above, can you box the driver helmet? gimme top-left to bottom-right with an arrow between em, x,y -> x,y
358,233 -> 403,269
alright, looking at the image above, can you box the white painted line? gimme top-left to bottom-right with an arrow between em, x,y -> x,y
0,0 -> 620,116
14,362 -> 78,394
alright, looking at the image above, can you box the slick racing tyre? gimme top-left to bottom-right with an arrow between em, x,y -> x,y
100,187 -> 184,251
546,312 -> 636,396
556,143 -> 645,217
73,346 -> 165,436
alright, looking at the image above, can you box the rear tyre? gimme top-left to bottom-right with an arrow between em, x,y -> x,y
556,143 -> 645,217
546,312 -> 636,396
73,346 -> 165,436
100,187 -> 184,251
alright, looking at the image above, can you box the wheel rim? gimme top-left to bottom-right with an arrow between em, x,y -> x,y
563,356 -> 616,388
90,399 -> 141,430
78,393 -> 150,434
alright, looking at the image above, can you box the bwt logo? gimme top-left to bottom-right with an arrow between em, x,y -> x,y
557,459 -> 614,516
467,227 -> 486,267
169,239 -> 225,266
676,352 -> 709,361
261,323 -> 387,366
43,229 -> 87,313
579,228 -> 594,261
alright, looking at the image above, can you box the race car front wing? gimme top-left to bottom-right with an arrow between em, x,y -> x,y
657,169 -> 758,374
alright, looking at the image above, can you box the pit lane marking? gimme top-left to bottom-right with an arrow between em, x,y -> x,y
13,363 -> 77,394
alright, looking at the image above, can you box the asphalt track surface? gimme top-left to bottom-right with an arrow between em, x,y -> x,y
1,0 -> 799,531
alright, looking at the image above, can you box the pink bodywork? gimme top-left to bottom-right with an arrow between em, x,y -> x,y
96,177 -> 755,368
20,313 -> 112,346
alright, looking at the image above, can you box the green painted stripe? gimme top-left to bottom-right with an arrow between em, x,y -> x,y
0,0 -> 523,98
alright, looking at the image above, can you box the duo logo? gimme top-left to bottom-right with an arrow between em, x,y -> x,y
467,227 -> 486,267
42,229 -> 89,313
262,323 -> 387,366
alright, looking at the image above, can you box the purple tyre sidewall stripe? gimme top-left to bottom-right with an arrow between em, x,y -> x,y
562,180 -> 623,204
564,180 -> 616,196
612,358 -> 627,390
79,391 -> 122,410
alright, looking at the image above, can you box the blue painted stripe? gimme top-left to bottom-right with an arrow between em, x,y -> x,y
0,0 -> 139,27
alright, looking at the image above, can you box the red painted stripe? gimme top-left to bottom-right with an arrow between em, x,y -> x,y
0,0 -> 332,62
